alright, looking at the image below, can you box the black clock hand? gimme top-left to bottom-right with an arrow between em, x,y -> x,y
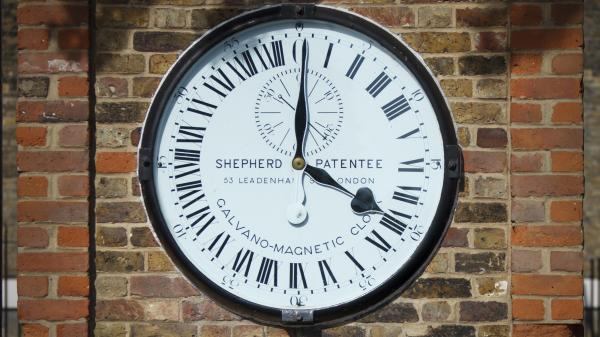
304,165 -> 384,215
293,39 -> 309,170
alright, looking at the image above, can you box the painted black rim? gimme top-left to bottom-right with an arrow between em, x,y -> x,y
138,4 -> 462,328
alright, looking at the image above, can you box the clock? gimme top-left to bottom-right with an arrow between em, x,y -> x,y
138,4 -> 462,328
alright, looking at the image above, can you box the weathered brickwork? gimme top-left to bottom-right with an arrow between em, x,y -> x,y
509,2 -> 584,335
15,1 -> 584,336
16,1 -> 91,336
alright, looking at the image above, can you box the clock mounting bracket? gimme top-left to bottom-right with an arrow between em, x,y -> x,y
138,147 -> 153,182
444,145 -> 463,180
282,309 -> 314,323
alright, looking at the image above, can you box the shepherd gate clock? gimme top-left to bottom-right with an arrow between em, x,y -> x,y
138,4 -> 463,328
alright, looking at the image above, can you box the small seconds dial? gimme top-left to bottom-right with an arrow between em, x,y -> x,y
255,68 -> 343,156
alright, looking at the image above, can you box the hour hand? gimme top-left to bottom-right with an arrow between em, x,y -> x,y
304,165 -> 383,214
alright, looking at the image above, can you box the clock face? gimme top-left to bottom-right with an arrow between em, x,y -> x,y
139,5 -> 461,327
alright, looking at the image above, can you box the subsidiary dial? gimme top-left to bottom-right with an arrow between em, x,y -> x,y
255,68 -> 343,156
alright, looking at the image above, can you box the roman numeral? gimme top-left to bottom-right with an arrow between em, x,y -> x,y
317,260 -> 337,286
176,180 -> 204,207
344,251 -> 364,272
256,257 -> 278,286
398,158 -> 424,173
191,210 -> 215,239
289,263 -> 307,289
207,232 -> 230,258
203,68 -> 235,98
174,148 -> 200,162
398,128 -> 420,139
380,211 -> 408,236
232,248 -> 254,277
235,50 -> 258,78
177,126 -> 205,143
366,72 -> 392,97
382,95 -> 411,121
226,61 -> 246,81
365,230 -> 392,252
188,99 -> 216,117
187,205 -> 215,236
324,43 -> 333,68
393,186 -> 421,205
345,54 -> 365,79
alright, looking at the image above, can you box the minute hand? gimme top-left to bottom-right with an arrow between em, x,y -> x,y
304,165 -> 383,215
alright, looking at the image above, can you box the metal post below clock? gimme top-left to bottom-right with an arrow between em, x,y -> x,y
138,4 -> 463,328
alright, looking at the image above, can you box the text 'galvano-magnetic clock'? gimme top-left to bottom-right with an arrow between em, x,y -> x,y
138,4 -> 463,328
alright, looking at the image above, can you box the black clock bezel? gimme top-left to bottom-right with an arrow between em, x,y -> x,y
138,4 -> 462,328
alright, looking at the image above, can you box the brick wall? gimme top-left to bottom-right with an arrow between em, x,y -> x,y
16,1 -> 584,336
16,2 -> 91,337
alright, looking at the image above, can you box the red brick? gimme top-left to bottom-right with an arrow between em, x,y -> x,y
22,324 -> 49,337
441,227 -> 469,247
511,4 -> 543,26
18,299 -> 89,321
551,151 -> 583,172
96,152 -> 137,173
456,7 -> 507,27
513,324 -> 583,337
551,251 -> 583,272
476,128 -> 507,148
474,32 -> 506,52
552,299 -> 583,320
57,323 -> 88,337
96,299 -> 144,321
550,200 -> 582,222
512,249 -> 543,272
511,128 -> 582,150
552,102 -> 582,124
512,175 -> 583,197
463,151 -> 506,173
552,53 -> 583,75
512,274 -> 582,296
350,7 -> 414,27
18,252 -> 88,272
17,151 -> 88,172
511,53 -> 542,75
511,153 -> 544,172
58,276 -> 89,296
58,77 -> 89,97
16,101 -> 89,123
18,176 -> 48,197
18,29 -> 49,50
512,299 -> 544,321
511,103 -> 542,123
511,78 -> 581,99
17,227 -> 49,248
511,28 -> 583,50
58,226 -> 89,247
17,276 -> 49,297
512,225 -> 582,247
131,128 -> 141,146
19,52 -> 88,74
551,4 -> 583,25
18,201 -> 88,222
59,124 -> 88,147
58,175 -> 89,197
58,29 -> 89,50
512,200 -> 545,223
18,5 -> 88,25
16,127 -> 47,146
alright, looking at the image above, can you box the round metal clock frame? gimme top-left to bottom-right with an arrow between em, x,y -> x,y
138,4 -> 463,328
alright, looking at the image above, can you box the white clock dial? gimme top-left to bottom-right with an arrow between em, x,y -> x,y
141,6 -> 460,327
